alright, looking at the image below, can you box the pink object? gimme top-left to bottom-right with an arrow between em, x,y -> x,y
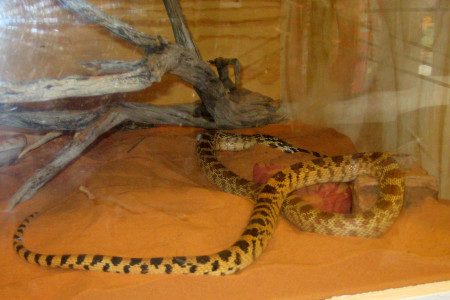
253,162 -> 352,213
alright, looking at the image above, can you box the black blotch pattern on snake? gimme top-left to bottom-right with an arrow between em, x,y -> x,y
13,132 -> 404,275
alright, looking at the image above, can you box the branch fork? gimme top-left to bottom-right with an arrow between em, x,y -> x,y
1,0 -> 284,209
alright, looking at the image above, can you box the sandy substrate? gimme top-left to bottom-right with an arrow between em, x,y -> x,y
1,122 -> 449,299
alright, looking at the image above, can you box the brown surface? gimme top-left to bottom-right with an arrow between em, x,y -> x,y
1,122 -> 449,299
282,0 -> 449,199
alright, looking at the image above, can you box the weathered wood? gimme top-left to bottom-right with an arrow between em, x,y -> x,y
19,132 -> 63,159
163,0 -> 201,58
0,107 -> 108,131
210,58 -> 241,90
6,108 -> 126,210
0,59 -> 151,104
1,0 -> 285,209
59,0 -> 161,52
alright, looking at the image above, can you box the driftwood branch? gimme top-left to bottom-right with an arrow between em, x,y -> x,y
59,0 -> 161,52
163,0 -> 201,58
2,0 -> 284,210
6,108 -> 126,210
0,102 -> 219,132
0,59 -> 151,104
5,101 -> 225,209
19,132 -> 63,159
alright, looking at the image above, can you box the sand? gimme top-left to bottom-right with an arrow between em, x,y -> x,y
1,122 -> 449,299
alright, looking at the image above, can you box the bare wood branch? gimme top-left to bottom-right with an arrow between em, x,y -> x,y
0,43 -> 225,107
0,107 -> 107,131
210,58 -> 242,90
0,59 -> 151,104
118,102 -> 217,128
163,0 -> 201,58
6,108 -> 126,210
0,0 -> 262,128
5,99 -> 228,210
58,0 -> 162,52
80,59 -> 148,73
57,0 -> 227,119
18,131 -> 63,159
0,101 -> 220,131
0,94 -> 283,133
1,0 -> 286,210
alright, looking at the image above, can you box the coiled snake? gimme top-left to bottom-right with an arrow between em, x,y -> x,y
13,132 -> 404,275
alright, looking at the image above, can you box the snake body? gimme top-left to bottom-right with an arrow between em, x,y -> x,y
197,132 -> 405,237
13,132 -> 404,275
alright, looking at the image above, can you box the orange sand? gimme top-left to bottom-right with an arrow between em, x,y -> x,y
1,122 -> 449,299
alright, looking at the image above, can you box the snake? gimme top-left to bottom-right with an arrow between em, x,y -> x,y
13,132 -> 404,275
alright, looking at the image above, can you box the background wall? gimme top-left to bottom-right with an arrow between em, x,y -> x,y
0,0 -> 281,106
281,0 -> 449,198
0,0 -> 448,198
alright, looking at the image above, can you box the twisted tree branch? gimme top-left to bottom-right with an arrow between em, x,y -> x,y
1,0 -> 284,209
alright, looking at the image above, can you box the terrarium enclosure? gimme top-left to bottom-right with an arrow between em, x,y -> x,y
0,0 -> 449,299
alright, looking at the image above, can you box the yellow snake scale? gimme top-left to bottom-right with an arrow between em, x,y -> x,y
13,132 -> 404,275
